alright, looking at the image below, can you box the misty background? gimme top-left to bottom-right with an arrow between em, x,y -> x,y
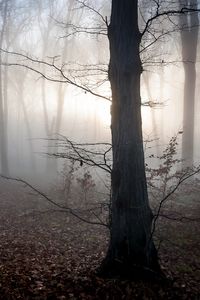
0,0 -> 200,192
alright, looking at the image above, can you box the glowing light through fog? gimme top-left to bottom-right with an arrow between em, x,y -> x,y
67,92 -> 111,127
95,101 -> 111,127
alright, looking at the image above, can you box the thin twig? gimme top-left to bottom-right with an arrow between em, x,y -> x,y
0,174 -> 109,228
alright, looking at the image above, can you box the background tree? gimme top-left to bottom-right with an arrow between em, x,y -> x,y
0,0 -> 9,175
179,0 -> 199,167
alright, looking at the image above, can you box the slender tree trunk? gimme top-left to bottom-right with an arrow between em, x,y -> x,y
19,82 -> 36,173
41,36 -> 57,176
0,61 -> 9,175
0,0 -> 9,175
159,67 -> 164,140
100,0 -> 160,278
142,73 -> 159,157
54,0 -> 74,135
182,63 -> 196,166
179,0 -> 199,167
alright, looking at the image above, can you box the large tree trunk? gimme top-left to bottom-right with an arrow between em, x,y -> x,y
100,0 -> 160,278
179,0 -> 199,167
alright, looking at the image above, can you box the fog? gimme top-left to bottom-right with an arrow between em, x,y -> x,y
0,0 -> 200,188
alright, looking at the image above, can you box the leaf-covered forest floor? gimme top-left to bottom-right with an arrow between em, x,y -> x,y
0,180 -> 199,299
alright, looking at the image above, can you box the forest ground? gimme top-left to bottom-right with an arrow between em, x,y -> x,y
0,179 -> 199,300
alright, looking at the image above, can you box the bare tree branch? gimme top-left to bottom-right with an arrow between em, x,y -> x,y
141,6 -> 200,37
75,0 -> 108,26
158,213 -> 200,222
44,135 -> 112,174
149,166 -> 200,244
59,23 -> 107,38
0,174 -> 109,228
0,48 -> 111,102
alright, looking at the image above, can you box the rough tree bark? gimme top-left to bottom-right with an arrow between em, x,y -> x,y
100,0 -> 160,278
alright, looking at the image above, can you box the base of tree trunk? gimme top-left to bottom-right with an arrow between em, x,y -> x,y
97,254 -> 165,282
